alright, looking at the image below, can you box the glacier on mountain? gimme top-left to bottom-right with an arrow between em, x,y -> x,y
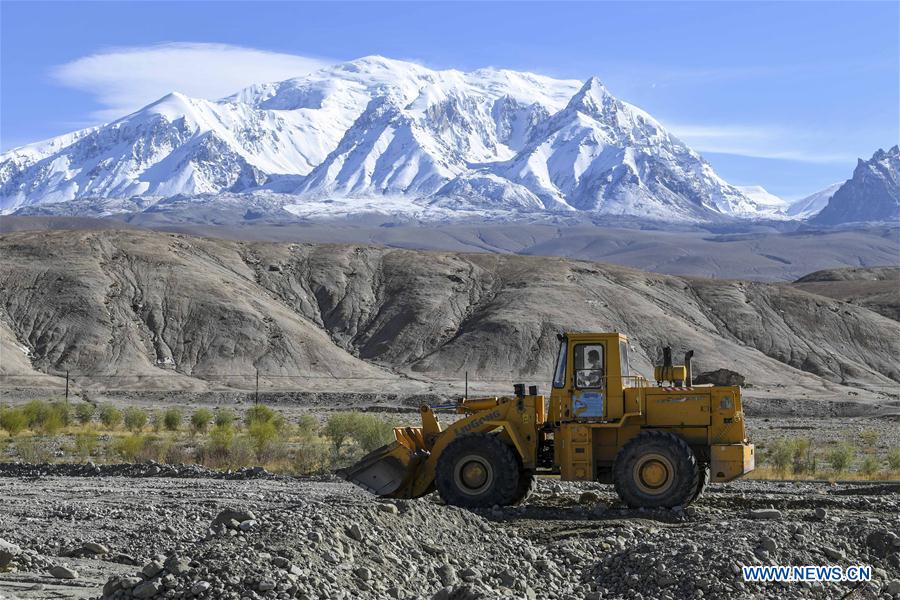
0,56 -> 805,222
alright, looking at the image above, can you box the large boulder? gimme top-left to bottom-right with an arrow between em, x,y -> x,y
694,369 -> 745,387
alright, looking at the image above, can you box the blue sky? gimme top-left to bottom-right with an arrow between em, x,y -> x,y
1,1 -> 897,199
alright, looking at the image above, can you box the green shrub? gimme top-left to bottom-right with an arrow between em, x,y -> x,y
74,431 -> 99,459
123,407 -> 148,432
214,409 -> 234,428
98,404 -> 123,429
20,400 -> 69,433
245,405 -> 284,429
248,420 -> 278,451
112,434 -> 146,461
324,412 -> 396,456
228,435 -> 256,468
199,424 -> 236,468
139,435 -> 173,462
22,400 -> 49,428
75,402 -> 95,425
767,439 -> 794,475
296,414 -> 319,439
828,443 -> 855,473
0,407 -> 28,436
887,448 -> 900,471
198,425 -> 256,470
860,429 -> 880,448
190,409 -> 214,434
162,408 -> 182,432
293,438 -> 331,475
15,437 -> 53,463
860,454 -> 879,477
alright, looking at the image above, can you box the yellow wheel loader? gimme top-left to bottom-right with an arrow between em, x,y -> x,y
340,332 -> 754,508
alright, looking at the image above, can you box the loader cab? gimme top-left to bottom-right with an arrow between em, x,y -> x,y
549,332 -> 633,424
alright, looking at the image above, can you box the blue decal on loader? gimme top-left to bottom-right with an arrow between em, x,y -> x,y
574,392 -> 604,418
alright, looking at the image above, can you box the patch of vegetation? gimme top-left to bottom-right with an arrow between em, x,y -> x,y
888,448 -> 900,471
98,404 -> 122,429
123,407 -> 148,433
162,408 -> 182,432
74,402 -> 95,426
828,443 -> 855,474
324,411 -> 397,463
0,407 -> 28,436
190,409 -> 213,434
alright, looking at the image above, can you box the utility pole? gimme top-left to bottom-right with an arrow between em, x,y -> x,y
464,370 -> 468,400
255,369 -> 259,405
65,370 -> 69,405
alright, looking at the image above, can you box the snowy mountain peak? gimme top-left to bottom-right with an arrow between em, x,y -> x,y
1,56 -> 795,223
563,76 -> 618,119
812,146 -> 900,225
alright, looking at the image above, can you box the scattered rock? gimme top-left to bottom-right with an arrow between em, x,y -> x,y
191,580 -> 211,595
82,541 -> 109,555
822,546 -> 845,561
49,565 -> 78,579
750,509 -> 783,520
211,507 -> 257,529
377,503 -> 400,515
694,369 -> 745,387
132,580 -> 161,599
346,523 -> 364,541
578,491 -> 600,504
0,538 -> 20,567
142,559 -> 163,578
438,563 -> 458,586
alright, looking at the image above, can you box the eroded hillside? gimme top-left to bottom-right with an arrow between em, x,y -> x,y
0,230 -> 897,400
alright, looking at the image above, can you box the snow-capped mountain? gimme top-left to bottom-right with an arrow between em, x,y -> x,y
736,185 -> 789,215
811,146 -> 900,225
785,182 -> 842,218
0,56 -> 791,222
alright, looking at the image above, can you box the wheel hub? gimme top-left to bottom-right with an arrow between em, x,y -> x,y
634,453 -> 675,495
454,455 -> 494,495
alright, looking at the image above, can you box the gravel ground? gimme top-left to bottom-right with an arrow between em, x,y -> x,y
0,471 -> 897,600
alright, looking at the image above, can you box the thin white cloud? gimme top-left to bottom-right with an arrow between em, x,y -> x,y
51,42 -> 334,121
667,123 -> 855,164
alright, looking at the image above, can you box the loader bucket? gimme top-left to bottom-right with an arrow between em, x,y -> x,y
337,426 -> 429,498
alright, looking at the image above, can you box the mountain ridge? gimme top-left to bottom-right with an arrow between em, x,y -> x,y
0,56 -> 784,223
1,228 -> 896,402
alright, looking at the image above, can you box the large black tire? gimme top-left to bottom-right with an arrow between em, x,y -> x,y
435,434 -> 521,508
613,430 -> 699,508
510,469 -> 536,506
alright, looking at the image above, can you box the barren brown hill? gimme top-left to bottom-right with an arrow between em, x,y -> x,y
792,266 -> 900,321
0,229 -> 897,403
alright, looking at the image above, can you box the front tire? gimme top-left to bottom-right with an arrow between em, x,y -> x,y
436,434 -> 521,508
613,430 -> 699,508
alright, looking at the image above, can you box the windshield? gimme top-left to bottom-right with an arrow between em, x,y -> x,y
552,338 -> 567,388
619,340 -> 630,378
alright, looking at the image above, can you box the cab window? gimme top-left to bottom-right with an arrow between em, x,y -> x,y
552,339 -> 567,388
574,343 -> 604,388
619,340 -> 630,377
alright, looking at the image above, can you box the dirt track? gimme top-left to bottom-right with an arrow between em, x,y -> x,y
0,473 -> 897,599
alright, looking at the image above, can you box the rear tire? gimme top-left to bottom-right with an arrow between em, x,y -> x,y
436,434 -> 521,508
510,469 -> 536,505
613,430 -> 699,508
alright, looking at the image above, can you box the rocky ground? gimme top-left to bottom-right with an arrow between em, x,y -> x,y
0,469 -> 897,600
